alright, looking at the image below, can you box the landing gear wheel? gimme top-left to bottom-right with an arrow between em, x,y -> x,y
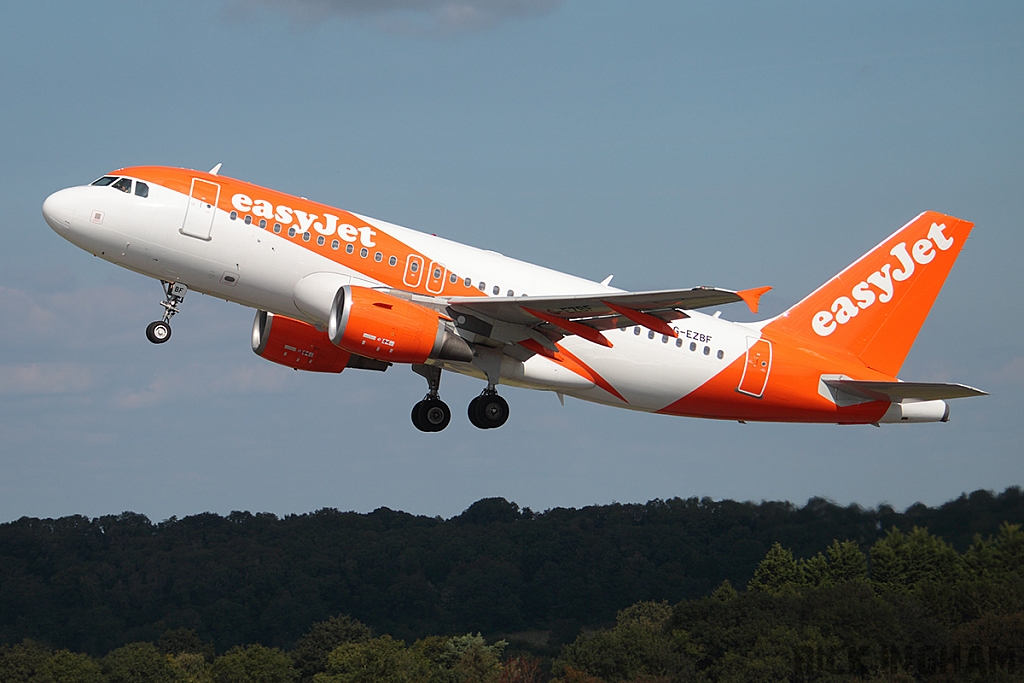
146,320 -> 172,344
468,393 -> 509,430
412,398 -> 451,432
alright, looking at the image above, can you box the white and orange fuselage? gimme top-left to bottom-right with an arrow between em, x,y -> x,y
41,166 -> 985,431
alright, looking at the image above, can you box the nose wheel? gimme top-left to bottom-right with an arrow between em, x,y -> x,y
468,390 -> 509,430
145,321 -> 172,344
146,281 -> 187,345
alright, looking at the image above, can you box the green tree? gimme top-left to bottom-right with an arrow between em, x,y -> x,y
171,652 -> 213,683
800,552 -> 830,588
870,527 -> 963,589
0,640 -> 54,683
315,636 -> 429,683
49,649 -> 105,683
747,543 -> 804,595
825,540 -> 868,584
292,615 -> 372,682
210,644 -> 298,683
710,580 -> 737,603
103,642 -> 179,683
966,522 -> 1024,581
437,634 -> 506,683
159,628 -> 215,661
554,602 -> 698,682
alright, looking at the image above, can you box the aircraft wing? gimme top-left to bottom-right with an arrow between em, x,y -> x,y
446,286 -> 771,334
822,379 -> 988,402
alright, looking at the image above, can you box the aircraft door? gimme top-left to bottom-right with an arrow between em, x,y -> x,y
426,262 -> 446,294
737,337 -> 772,398
403,254 -> 424,288
180,178 -> 220,240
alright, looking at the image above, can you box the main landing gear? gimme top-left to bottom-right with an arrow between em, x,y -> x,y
411,365 -> 452,433
410,366 -> 510,432
468,389 -> 509,430
146,281 -> 187,344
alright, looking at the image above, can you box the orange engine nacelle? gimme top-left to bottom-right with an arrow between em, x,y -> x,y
328,285 -> 474,365
252,310 -> 389,373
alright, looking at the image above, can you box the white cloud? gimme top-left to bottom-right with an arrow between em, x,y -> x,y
0,363 -> 96,394
233,0 -> 561,34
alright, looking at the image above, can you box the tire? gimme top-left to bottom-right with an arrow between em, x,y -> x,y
422,399 -> 451,432
411,401 -> 429,432
468,396 -> 485,429
469,394 -> 509,429
146,321 -> 171,344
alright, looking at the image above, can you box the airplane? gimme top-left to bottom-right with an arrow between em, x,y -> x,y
41,165 -> 986,432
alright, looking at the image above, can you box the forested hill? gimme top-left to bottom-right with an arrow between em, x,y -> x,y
1,488 -> 1021,656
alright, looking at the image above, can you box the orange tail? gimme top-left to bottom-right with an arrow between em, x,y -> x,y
764,211 -> 974,376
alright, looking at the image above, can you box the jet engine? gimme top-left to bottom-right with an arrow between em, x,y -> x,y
328,285 -> 473,364
252,310 -> 388,373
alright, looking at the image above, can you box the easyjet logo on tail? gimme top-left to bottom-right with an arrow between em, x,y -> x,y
811,223 -> 954,337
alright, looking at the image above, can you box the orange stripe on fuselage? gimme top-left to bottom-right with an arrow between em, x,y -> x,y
658,332 -> 892,423
518,339 -> 628,404
113,166 -> 487,300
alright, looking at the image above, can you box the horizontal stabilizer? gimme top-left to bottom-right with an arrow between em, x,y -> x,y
823,379 -> 987,403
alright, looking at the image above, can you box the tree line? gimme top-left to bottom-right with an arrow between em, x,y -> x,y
0,487 -> 1021,678
2,520 -> 1022,681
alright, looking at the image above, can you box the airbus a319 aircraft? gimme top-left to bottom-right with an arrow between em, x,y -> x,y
42,165 -> 985,432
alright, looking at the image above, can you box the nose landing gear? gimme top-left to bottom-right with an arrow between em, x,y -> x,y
411,365 -> 452,432
146,281 -> 187,344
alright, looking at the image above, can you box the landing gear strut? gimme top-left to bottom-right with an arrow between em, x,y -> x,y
411,365 -> 451,432
468,389 -> 509,430
146,281 -> 187,344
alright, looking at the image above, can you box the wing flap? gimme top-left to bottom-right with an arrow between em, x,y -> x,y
447,286 -> 763,332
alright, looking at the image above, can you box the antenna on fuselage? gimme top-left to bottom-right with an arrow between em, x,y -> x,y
208,163 -> 222,176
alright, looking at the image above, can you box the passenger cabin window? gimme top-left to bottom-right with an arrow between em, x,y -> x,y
112,177 -> 132,193
91,176 -> 117,186
134,181 -> 149,198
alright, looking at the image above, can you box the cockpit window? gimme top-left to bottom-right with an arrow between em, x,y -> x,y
91,176 -> 118,187
112,177 -> 132,193
134,181 -> 149,198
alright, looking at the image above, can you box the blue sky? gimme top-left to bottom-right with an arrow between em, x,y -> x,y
1,1 -> 1021,523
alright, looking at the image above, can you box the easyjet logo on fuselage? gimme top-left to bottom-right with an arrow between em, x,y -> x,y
811,223 -> 954,337
230,193 -> 377,247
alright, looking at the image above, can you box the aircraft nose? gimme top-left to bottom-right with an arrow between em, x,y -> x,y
42,188 -> 78,236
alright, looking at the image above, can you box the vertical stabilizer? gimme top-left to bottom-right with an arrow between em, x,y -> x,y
765,212 -> 973,376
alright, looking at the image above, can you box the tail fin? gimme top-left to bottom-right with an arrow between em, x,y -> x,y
765,211 -> 973,376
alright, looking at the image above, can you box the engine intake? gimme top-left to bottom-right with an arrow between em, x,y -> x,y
328,286 -> 473,364
252,310 -> 389,373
